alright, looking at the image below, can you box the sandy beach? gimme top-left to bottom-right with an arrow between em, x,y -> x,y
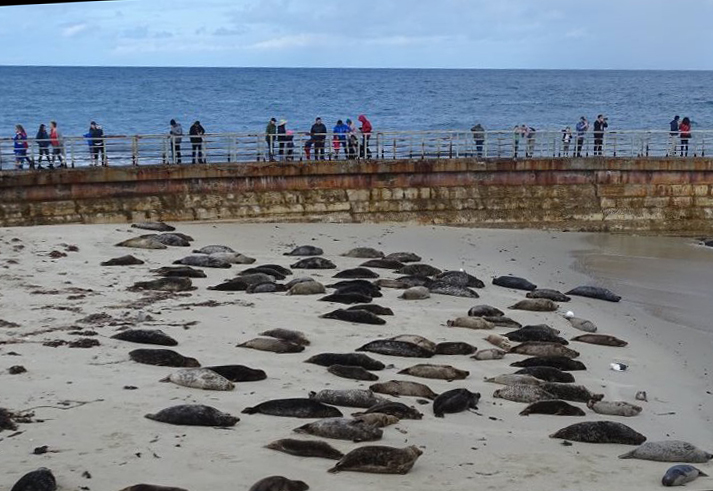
1,222 -> 712,490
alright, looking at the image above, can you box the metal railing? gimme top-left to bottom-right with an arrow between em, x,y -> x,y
0,130 -> 709,170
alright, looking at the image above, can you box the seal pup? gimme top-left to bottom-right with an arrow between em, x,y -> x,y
145,404 -> 239,427
284,245 -> 324,256
259,328 -> 310,346
129,349 -> 199,367
360,258 -> 406,270
571,334 -> 628,347
661,465 -> 708,487
587,400 -> 642,417
493,385 -> 556,403
151,266 -> 207,278
492,275 -> 537,291
341,247 -> 384,258
173,255 -> 231,268
526,289 -> 571,302
397,264 -> 442,277
514,366 -> 576,383
118,486 -> 188,491
205,365 -> 267,382
509,342 -> 580,359
237,338 -> 305,354
433,388 -> 480,417
398,364 -> 469,381
619,441 -> 713,463
370,380 -> 439,400
509,299 -> 558,312
160,368 -> 234,391
320,309 -> 386,325
352,401 -> 423,420
566,285 -> 621,302
483,334 -> 513,351
291,257 -> 337,269
132,221 -> 175,232
346,304 -> 394,316
249,476 -> 309,491
10,468 -> 56,491
319,292 -> 373,304
128,277 -> 194,292
446,317 -> 494,330
112,329 -> 178,346
116,236 -> 167,249
538,382 -> 603,403
399,286 -> 430,300
356,340 -> 434,358
266,438 -> 344,460
308,389 -> 386,408
510,356 -> 587,371
328,445 -> 423,474
550,421 -> 646,444
101,255 -> 145,266
566,316 -> 598,333
471,348 -> 507,361
485,374 -> 543,386
193,245 -> 235,254
435,342 -> 477,355
354,413 -> 400,427
242,399 -> 342,418
385,252 -> 421,263
519,400 -> 586,416
306,353 -> 385,370
294,417 -> 383,442
333,268 -> 379,279
328,365 -> 379,381
468,305 -> 505,317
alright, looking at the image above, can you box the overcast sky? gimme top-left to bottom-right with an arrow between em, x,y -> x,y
1,0 -> 712,69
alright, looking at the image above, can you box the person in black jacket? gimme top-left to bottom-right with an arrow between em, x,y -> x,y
189,121 -> 206,164
310,117 -> 327,160
36,123 -> 51,169
593,114 -> 608,156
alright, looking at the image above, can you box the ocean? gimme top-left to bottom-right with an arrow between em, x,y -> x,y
0,66 -> 711,138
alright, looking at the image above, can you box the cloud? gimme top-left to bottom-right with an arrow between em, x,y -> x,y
61,23 -> 88,38
247,34 -> 323,50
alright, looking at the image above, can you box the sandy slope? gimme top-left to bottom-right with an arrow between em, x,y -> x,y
0,223 -> 711,490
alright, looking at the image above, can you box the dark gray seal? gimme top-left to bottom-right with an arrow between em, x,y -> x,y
306,353 -> 385,370
259,328 -> 310,346
101,255 -> 145,266
510,356 -> 587,371
328,445 -> 423,474
514,366 -> 576,383
352,401 -> 423,420
519,400 -> 586,416
333,268 -> 379,279
132,222 -> 175,232
284,245 -> 324,256
249,476 -> 309,491
509,298 -> 558,312
151,266 -> 207,278
526,289 -> 571,302
427,283 -> 479,298
433,388 -> 480,417
434,270 -> 485,288
111,329 -> 178,346
334,283 -> 382,298
237,338 -> 305,354
129,349 -> 199,367
10,468 -> 56,491
434,342 -> 477,355
538,382 -> 603,403
398,364 -> 469,381
394,275 -> 431,287
294,417 -> 383,442
266,438 -> 344,460
193,245 -> 235,254
509,342 -> 580,359
128,277 -> 194,292
571,334 -> 628,347
327,365 -> 379,381
385,252 -> 421,263
246,282 -> 287,294
239,267 -> 288,280
468,305 -> 505,317
118,485 -> 188,491
341,247 -> 385,258
359,259 -> 405,270
309,389 -> 385,408
116,236 -> 167,249
505,327 -> 569,345
242,398 -> 343,418
173,255 -> 231,268
346,304 -> 394,315
356,340 -> 433,358
145,404 -> 238,426
319,292 -> 373,304
397,264 -> 442,277
206,365 -> 267,382
483,316 -> 522,328
320,309 -> 385,325
149,233 -> 191,247
566,285 -> 622,302
492,275 -> 537,291
550,421 -> 646,444
208,278 -> 252,291
291,257 -> 336,269
662,465 -> 708,487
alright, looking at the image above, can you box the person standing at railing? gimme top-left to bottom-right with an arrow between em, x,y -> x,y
561,126 -> 572,156
575,116 -> 589,157
668,115 -> 680,156
310,117 -> 327,160
276,119 -> 287,160
679,117 -> 691,157
35,124 -> 51,169
49,121 -> 65,168
471,123 -> 485,158
525,126 -> 536,157
13,124 -> 31,170
332,119 -> 349,159
358,114 -> 372,159
189,120 -> 206,164
512,125 -> 522,158
346,118 -> 358,159
593,114 -> 608,156
169,119 -> 183,164
86,121 -> 105,166
265,117 -> 277,162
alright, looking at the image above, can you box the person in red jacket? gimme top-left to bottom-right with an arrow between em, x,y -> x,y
678,117 -> 691,157
358,114 -> 372,159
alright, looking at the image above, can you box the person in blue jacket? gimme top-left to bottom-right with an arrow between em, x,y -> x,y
13,124 -> 31,169
332,119 -> 350,159
85,121 -> 105,166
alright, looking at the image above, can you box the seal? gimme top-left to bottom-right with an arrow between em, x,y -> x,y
319,292 -> 373,304
116,236 -> 167,250
132,221 -> 175,232
340,247 -> 384,258
248,476 -> 309,491
485,374 -> 543,386
492,385 -> 556,403
243,399 -> 342,418
333,282 -> 382,298
328,445 -> 423,474
538,382 -> 603,403
328,365 -> 379,381
509,299 -> 558,312
237,338 -> 305,354
359,259 -> 406,270
319,309 -> 386,325
333,268 -> 379,279
160,368 -> 235,391
397,264 -> 442,277
151,266 -> 207,278
128,277 -> 194,292
373,279 -> 409,289
257,264 -> 292,276
492,275 -> 537,291
398,364 -> 469,381
434,270 -> 485,288
305,353 -> 385,370
550,421 -> 646,445
111,329 -> 178,346
294,417 -> 383,442
394,275 -> 431,288
369,380 -> 439,400
587,400 -> 642,417
145,404 -> 239,427
356,340 -> 434,358
129,349 -> 200,367
284,245 -> 324,256
259,328 -> 310,346
514,366 -> 576,383
566,316 -> 598,333
354,413 -> 400,427
346,304 -> 394,316
526,289 -> 571,302
266,438 -> 344,460
427,283 -> 479,298
619,440 -> 713,462
433,388 -> 480,417
208,252 -> 256,264
118,485 -> 188,491
571,334 -> 628,347
483,316 -> 522,328
662,465 -> 708,487
327,278 -> 378,290
352,401 -> 423,420
10,468 -> 56,491
240,267 -> 287,280
471,348 -> 507,360
504,327 -> 568,345
483,334 -> 513,351
510,356 -> 587,371
173,255 -> 231,268
399,286 -> 430,300
285,277 -> 317,288
385,252 -> 421,263
101,255 -> 145,266
246,282 -> 287,294
468,305 -> 505,317
519,400 -> 586,416
446,317 -> 494,330
193,245 -> 235,254
389,334 -> 437,353
149,233 -> 191,247
208,276 -> 271,291
566,285 -> 621,302
509,342 -> 580,359
291,257 -> 337,269
204,365 -> 267,382
434,342 -> 477,355
308,389 -> 386,408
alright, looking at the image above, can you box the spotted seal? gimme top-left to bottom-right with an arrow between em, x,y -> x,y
354,413 -> 400,427
111,329 -> 178,346
492,385 -> 556,403
571,334 -> 628,347
384,252 -> 421,263
434,270 -> 485,288
587,400 -> 642,417
427,283 -> 479,298
550,421 -> 646,444
308,389 -> 385,408
369,380 -> 439,400
356,340 -> 434,358
266,438 -> 344,460
193,245 -> 235,254
485,373 -> 543,386
294,417 -> 383,442
483,334 -> 513,351
509,342 -> 580,359
504,327 -> 568,345
398,364 -> 469,381
399,286 -> 430,300
116,236 -> 167,249
160,368 -> 235,391
248,476 -> 309,491
397,264 -> 442,277
149,233 -> 191,247
284,245 -> 324,256
320,309 -> 386,325
242,398 -> 342,418
519,400 -> 586,416
246,282 -> 287,294
514,366 -> 575,383
239,267 -> 287,280
484,316 -> 522,328
209,252 -> 256,264
619,441 -> 713,462
259,328 -> 310,346
471,348 -> 507,360
101,255 -> 145,266
291,257 -> 337,269
468,305 -> 505,317
340,247 -> 385,258
509,298 -> 558,312
129,349 -> 200,367
538,382 -> 603,403
446,317 -> 494,330
566,316 -> 598,333
352,401 -> 423,420
145,404 -> 239,426
237,338 -> 305,354
566,285 -> 621,302
10,468 -> 56,491
328,445 -> 423,474
433,388 -> 480,417
526,289 -> 571,302
389,334 -> 436,353
132,221 -> 175,232
492,275 -> 537,291
173,255 -> 231,268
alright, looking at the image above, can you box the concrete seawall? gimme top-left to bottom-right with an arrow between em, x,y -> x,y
1,157 -> 713,233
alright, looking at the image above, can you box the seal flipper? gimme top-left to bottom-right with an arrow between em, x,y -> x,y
241,407 -> 258,414
618,449 -> 636,459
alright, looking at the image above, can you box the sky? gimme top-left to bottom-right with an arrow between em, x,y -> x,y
1,0 -> 712,70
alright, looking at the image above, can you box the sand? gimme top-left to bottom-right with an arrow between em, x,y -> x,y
0,222 -> 711,490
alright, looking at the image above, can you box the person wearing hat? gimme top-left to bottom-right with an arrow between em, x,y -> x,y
276,119 -> 287,160
575,116 -> 589,157
265,118 -> 277,161
189,120 -> 206,164
593,114 -> 608,156
169,119 -> 183,164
